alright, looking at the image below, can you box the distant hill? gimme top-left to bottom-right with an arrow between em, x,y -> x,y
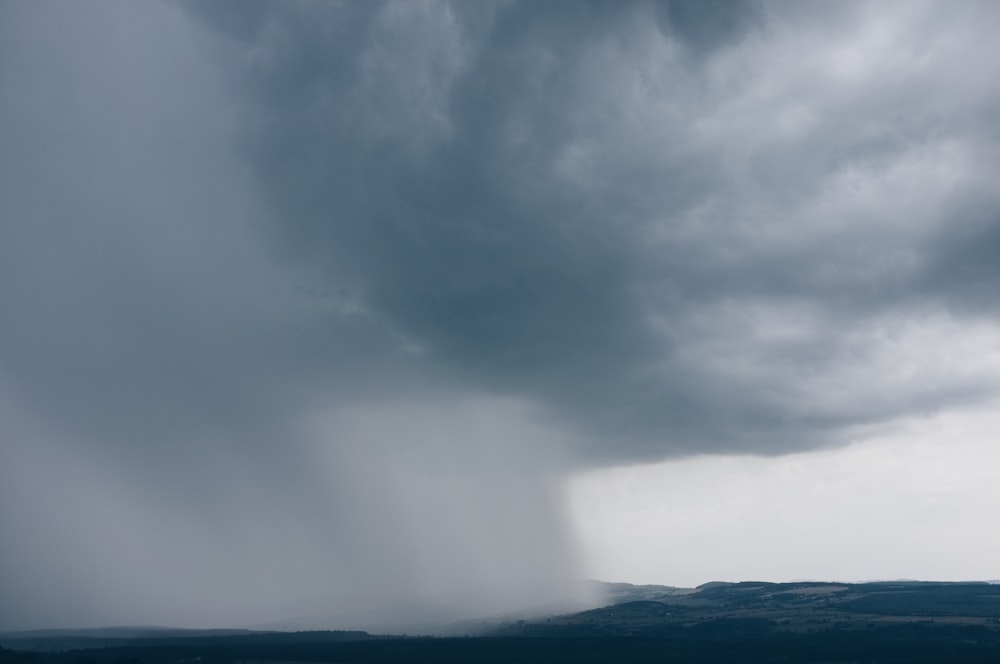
588,580 -> 695,605
4,584 -> 1000,664
0,628 -> 372,652
495,580 -> 1000,639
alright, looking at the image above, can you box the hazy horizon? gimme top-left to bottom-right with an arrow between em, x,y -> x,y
2,0 -> 999,633
6,577 -> 1000,635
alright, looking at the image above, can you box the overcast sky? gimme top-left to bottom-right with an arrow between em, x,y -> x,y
2,0 -> 999,632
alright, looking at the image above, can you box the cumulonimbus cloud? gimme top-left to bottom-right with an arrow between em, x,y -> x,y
190,0 -> 1000,461
1,0 -> 998,631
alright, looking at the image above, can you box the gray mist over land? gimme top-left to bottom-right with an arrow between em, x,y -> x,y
2,0 -> 999,631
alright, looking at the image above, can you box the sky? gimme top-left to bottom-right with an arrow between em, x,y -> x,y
1,0 -> 999,632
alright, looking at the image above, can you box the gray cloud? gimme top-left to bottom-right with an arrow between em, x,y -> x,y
2,0 -> 999,631
187,0 -> 1000,458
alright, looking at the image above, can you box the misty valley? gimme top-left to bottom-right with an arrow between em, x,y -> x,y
5,581 -> 1000,663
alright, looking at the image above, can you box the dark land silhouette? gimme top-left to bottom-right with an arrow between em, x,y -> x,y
4,581 -> 1000,663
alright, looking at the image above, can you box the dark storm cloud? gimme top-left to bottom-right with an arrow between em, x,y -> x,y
184,0 -> 1000,460
654,0 -> 763,55
2,0 -> 999,631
